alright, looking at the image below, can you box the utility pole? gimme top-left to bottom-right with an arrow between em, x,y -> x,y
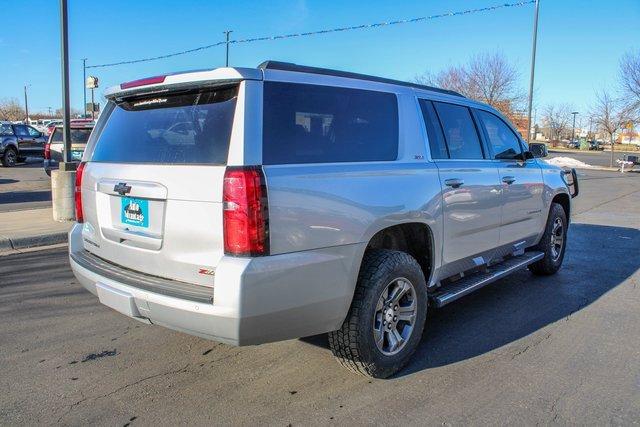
526,0 -> 540,143
82,58 -> 88,118
223,30 -> 233,66
571,111 -> 579,146
24,85 -> 29,123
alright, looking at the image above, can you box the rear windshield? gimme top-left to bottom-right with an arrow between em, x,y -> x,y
263,82 -> 398,164
89,86 -> 237,164
51,128 -> 92,144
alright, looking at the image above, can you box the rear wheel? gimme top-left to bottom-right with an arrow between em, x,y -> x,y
529,203 -> 567,275
328,249 -> 427,378
1,147 -> 17,167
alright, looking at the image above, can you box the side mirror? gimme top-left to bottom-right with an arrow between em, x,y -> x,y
528,142 -> 548,158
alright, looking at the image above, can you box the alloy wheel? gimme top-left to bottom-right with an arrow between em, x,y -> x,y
550,217 -> 564,261
373,277 -> 417,356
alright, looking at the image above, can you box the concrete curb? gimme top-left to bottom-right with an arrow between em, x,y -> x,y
0,231 -> 68,252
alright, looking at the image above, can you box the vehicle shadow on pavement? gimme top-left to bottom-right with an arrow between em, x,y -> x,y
399,222 -> 639,377
302,223 -> 639,378
0,190 -> 52,204
0,179 -> 19,185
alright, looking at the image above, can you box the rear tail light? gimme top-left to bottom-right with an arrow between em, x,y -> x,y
75,162 -> 86,223
223,166 -> 269,256
44,143 -> 50,160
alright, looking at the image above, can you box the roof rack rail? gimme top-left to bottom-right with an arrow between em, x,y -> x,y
257,60 -> 464,98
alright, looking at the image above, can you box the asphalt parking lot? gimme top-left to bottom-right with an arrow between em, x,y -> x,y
1,168 -> 639,425
0,158 -> 51,212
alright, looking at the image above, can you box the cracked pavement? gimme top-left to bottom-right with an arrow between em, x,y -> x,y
1,170 -> 639,425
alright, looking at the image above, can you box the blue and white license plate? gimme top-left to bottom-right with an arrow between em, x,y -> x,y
121,197 -> 149,228
71,150 -> 83,160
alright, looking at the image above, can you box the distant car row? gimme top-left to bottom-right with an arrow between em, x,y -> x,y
0,120 -> 93,171
564,140 -> 604,150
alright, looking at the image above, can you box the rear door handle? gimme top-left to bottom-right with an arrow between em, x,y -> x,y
502,176 -> 516,185
444,178 -> 464,188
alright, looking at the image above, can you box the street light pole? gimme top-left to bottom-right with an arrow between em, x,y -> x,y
526,0 -> 540,143
82,58 -> 87,118
24,85 -> 29,123
571,111 -> 579,146
60,0 -> 71,165
223,30 -> 233,66
51,0 -> 77,222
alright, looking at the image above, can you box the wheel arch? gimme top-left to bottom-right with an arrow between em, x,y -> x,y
358,222 -> 435,287
551,192 -> 571,221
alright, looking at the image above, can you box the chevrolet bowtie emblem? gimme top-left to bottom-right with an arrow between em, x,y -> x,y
113,182 -> 132,196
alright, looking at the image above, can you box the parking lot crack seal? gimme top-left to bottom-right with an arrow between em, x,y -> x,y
511,332 -> 552,360
57,364 -> 189,422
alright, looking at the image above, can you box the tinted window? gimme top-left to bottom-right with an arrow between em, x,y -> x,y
27,126 -> 41,137
51,128 -> 92,144
418,100 -> 448,159
263,82 -> 398,164
476,110 -> 522,160
13,125 -> 29,137
90,86 -> 237,164
0,124 -> 13,135
433,102 -> 484,160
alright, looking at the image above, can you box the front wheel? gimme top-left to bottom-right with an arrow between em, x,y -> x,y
529,203 -> 568,275
328,249 -> 427,378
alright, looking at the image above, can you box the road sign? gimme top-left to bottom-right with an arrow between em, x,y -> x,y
86,76 -> 99,89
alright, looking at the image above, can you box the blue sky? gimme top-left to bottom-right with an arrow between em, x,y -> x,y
1,0 -> 638,126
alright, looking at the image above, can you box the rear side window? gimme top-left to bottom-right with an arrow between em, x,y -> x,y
90,86 -> 238,164
263,82 -> 398,164
418,100 -> 448,159
13,125 -> 29,137
51,128 -> 92,144
476,110 -> 523,160
433,102 -> 484,160
0,124 -> 13,135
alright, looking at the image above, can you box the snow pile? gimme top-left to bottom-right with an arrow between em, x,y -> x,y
543,157 -> 595,169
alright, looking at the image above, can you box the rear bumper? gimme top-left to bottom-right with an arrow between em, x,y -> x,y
68,223 -> 363,346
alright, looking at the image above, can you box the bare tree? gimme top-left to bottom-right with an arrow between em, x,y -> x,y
619,50 -> 640,113
415,52 -> 525,126
542,104 -> 571,146
591,90 -> 634,167
0,98 -> 26,122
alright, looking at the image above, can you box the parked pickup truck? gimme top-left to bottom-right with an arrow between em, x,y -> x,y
0,122 -> 48,167
44,122 -> 94,176
69,61 -> 578,378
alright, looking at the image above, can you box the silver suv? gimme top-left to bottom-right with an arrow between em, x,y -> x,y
69,61 -> 578,378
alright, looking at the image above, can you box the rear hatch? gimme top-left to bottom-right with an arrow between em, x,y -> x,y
80,84 -> 239,286
49,126 -> 93,161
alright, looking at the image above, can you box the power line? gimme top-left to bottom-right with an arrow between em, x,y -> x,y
87,1 -> 535,69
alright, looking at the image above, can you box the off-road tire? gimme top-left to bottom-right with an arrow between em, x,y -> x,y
328,249 -> 427,378
529,202 -> 568,275
1,147 -> 17,167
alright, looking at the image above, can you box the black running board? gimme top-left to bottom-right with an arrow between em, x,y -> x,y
432,251 -> 544,308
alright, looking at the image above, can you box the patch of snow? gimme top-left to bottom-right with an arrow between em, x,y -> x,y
543,157 -> 595,169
